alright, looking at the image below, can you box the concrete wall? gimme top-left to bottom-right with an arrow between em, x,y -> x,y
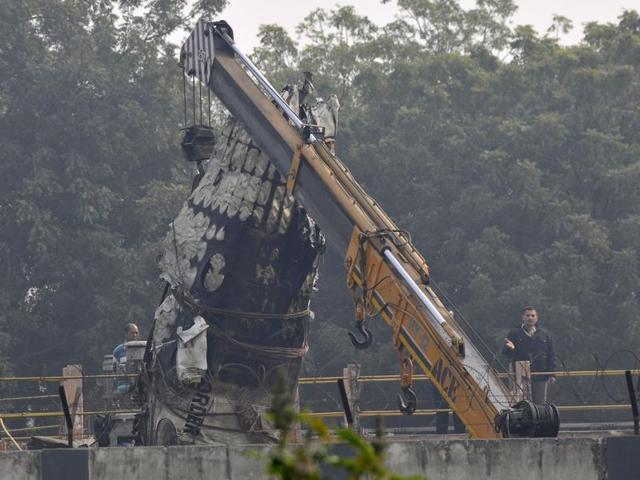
0,436 -> 627,480
385,438 -> 607,480
0,450 -> 40,480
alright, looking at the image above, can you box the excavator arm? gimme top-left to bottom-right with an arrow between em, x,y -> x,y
180,19 -> 559,439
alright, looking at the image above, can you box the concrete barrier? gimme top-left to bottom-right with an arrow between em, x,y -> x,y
0,450 -> 40,480
1,436 -> 633,479
385,438 -> 607,480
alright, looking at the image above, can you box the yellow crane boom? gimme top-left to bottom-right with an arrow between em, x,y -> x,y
180,19 -> 559,438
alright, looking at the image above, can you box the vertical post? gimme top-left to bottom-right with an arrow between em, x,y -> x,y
101,354 -> 115,400
342,363 -> 361,433
62,365 -> 84,439
337,379 -> 353,427
291,383 -> 301,443
513,361 -> 531,403
624,370 -> 639,435
58,385 -> 74,448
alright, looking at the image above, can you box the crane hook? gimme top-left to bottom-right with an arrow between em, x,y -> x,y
348,322 -> 373,349
397,386 -> 417,415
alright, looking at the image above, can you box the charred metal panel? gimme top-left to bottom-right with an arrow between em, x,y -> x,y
208,38 -> 353,254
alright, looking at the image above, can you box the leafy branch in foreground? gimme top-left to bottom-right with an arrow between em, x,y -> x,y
263,375 -> 424,480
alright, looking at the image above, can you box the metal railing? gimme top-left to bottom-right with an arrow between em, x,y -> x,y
0,369 -> 636,432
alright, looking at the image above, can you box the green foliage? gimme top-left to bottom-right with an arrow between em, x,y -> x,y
264,376 -> 423,480
0,0 -> 224,372
119,0 -> 228,40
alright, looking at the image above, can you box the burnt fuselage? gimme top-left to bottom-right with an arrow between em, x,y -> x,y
142,117 -> 325,445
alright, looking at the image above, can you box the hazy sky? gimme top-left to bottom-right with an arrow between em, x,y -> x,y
214,0 -> 638,51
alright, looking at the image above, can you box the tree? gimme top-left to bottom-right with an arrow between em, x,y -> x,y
0,0 -> 224,374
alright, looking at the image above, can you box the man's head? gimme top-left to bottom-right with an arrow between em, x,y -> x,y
124,323 -> 139,342
521,307 -> 538,328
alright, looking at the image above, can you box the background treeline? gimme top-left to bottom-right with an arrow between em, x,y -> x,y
1,0 -> 639,387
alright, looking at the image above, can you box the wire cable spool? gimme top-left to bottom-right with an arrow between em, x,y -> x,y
495,400 -> 560,438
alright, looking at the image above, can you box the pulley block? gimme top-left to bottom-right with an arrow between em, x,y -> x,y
181,125 -> 216,163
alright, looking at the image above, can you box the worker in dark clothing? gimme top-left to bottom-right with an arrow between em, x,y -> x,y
503,306 -> 556,403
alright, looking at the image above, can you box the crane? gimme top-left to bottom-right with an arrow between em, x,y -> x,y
178,19 -> 559,439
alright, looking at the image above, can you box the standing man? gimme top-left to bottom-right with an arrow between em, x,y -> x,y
113,323 -> 140,393
503,307 -> 556,403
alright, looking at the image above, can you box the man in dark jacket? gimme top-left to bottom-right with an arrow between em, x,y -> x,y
503,306 -> 556,403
